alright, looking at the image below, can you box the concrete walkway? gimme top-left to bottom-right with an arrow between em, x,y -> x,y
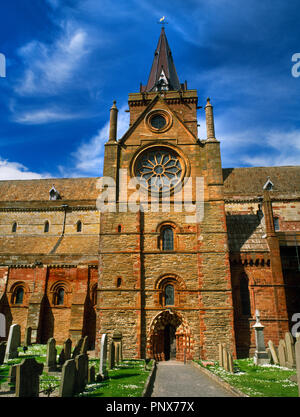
151,361 -> 234,397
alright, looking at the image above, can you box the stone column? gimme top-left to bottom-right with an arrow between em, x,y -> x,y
109,100 -> 118,142
204,98 -> 216,141
253,310 -> 270,365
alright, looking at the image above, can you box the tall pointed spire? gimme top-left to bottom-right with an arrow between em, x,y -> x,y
143,27 -> 182,92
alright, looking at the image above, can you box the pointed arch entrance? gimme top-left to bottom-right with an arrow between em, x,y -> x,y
147,310 -> 193,361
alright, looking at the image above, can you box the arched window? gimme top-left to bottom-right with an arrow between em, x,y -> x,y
162,227 -> 174,251
118,225 -> 122,233
12,286 -> 24,305
117,277 -> 122,288
54,287 -> 65,306
12,222 -> 17,233
240,275 -> 251,315
44,221 -> 49,233
164,284 -> 174,306
77,220 -> 82,233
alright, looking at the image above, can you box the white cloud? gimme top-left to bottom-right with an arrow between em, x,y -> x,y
241,130 -> 300,167
13,107 -> 87,124
15,22 -> 91,96
59,105 -> 130,177
215,114 -> 300,167
0,159 -> 50,180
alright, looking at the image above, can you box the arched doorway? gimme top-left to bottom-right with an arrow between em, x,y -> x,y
164,324 -> 176,360
148,310 -> 193,361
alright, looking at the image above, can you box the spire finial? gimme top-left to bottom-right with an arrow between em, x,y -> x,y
145,21 -> 181,92
158,16 -> 168,27
111,100 -> 117,109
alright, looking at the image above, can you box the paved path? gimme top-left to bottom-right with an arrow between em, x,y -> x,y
151,361 -> 234,397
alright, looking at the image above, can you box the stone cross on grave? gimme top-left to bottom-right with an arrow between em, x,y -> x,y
253,310 -> 270,365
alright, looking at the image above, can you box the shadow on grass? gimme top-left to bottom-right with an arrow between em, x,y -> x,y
109,372 -> 141,380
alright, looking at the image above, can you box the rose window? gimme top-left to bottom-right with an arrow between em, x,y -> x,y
135,147 -> 183,192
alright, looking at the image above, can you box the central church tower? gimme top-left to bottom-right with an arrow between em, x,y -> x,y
97,28 -> 236,361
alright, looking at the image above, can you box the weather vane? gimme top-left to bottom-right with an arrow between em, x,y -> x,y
158,16 -> 168,27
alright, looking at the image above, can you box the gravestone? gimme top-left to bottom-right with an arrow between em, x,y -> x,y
45,337 -> 57,372
8,364 -> 17,391
58,349 -> 65,367
88,366 -> 95,384
112,331 -> 122,363
3,364 -> 17,392
64,338 -> 72,360
253,310 -> 270,365
0,313 -> 5,337
24,327 -> 32,347
74,353 -> 88,393
99,334 -> 108,380
72,338 -> 83,358
0,341 -> 6,365
4,324 -> 21,362
221,344 -> 228,370
218,343 -> 224,367
266,348 -> 272,363
80,336 -> 89,354
108,341 -> 115,370
59,359 -> 76,397
228,352 -> 234,373
223,347 -> 229,371
268,340 -> 279,365
295,339 -> 300,397
116,344 -> 120,365
278,339 -> 287,367
285,332 -> 296,369
15,358 -> 43,397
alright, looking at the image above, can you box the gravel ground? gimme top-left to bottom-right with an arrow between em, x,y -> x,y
151,361 -> 234,397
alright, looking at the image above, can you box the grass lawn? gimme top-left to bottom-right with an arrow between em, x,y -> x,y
196,358 -> 299,397
0,345 -> 152,397
77,359 -> 153,397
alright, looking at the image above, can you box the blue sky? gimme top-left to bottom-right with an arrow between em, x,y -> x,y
0,0 -> 299,180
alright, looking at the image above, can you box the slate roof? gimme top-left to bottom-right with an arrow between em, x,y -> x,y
0,177 -> 100,202
223,166 -> 300,199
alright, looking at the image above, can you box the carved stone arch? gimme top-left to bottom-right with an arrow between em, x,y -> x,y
147,310 -> 194,361
154,273 -> 186,291
156,221 -> 179,251
49,280 -> 70,306
9,281 -> 29,305
154,273 -> 186,307
156,220 -> 180,234
8,280 -> 29,294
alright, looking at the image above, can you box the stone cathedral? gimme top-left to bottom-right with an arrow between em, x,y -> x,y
0,28 -> 299,360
